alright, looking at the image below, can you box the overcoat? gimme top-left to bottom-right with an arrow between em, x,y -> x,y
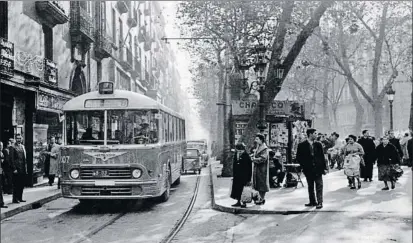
10,144 -> 27,174
296,140 -> 326,177
230,151 -> 252,200
358,137 -> 376,179
376,143 -> 400,166
252,144 -> 269,193
49,144 -> 61,175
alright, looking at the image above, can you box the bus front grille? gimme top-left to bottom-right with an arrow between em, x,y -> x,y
80,168 -> 132,179
81,186 -> 132,196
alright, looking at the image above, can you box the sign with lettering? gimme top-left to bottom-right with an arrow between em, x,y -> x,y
14,50 -> 44,78
83,151 -> 127,162
232,100 -> 305,118
37,91 -> 70,112
0,38 -> 14,77
44,59 -> 58,85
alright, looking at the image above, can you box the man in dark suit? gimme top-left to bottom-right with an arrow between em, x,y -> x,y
296,128 -> 327,209
10,134 -> 27,203
358,130 -> 377,182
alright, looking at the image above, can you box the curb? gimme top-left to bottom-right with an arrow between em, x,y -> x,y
1,192 -> 62,220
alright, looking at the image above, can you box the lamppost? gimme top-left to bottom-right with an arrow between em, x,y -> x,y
386,85 -> 396,130
238,44 -> 272,133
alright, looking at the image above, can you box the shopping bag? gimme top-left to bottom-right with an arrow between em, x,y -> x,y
240,186 -> 253,203
391,164 -> 404,178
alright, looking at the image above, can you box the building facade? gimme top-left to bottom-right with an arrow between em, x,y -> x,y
0,1 -> 183,186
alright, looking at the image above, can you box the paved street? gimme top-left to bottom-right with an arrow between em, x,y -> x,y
1,174 -> 199,243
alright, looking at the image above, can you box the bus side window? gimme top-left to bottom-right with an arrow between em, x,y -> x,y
169,114 -> 173,142
164,112 -> 168,143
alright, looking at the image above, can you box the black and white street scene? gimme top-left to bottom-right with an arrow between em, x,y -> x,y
1,1 -> 412,242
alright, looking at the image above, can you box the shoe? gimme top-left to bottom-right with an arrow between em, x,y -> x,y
231,202 -> 241,207
316,203 -> 323,209
0,204 -> 8,208
19,200 -> 26,202
363,179 -> 368,182
391,184 -> 395,189
350,186 -> 356,189
358,181 -> 361,189
12,200 -> 19,204
381,187 -> 389,191
240,204 -> 247,208
305,202 -> 317,207
262,200 -> 266,205
368,178 -> 373,182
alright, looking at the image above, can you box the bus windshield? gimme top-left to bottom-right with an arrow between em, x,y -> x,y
66,110 -> 159,145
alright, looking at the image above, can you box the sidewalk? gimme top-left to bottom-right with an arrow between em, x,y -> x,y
210,161 -> 412,216
1,184 -> 61,220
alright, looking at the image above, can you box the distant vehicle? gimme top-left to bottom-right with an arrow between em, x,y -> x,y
59,82 -> 186,203
186,140 -> 209,166
182,148 -> 202,174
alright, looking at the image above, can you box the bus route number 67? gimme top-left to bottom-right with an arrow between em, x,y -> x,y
61,156 -> 70,164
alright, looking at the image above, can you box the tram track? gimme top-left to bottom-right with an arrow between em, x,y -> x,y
69,174 -> 201,243
160,174 -> 201,243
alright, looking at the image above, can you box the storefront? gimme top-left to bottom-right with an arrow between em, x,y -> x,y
232,98 -> 311,164
1,38 -> 75,186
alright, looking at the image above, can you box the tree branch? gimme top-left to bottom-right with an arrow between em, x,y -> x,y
271,0 -> 295,62
308,61 -> 346,76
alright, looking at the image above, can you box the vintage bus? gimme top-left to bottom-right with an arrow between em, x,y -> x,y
59,82 -> 186,202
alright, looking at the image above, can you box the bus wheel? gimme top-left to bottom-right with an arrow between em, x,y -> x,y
160,173 -> 171,202
173,176 -> 181,186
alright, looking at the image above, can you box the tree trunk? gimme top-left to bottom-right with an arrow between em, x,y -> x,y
373,101 -> 384,138
332,106 -> 339,131
322,81 -> 330,132
221,70 -> 233,177
215,61 -> 225,161
348,80 -> 364,135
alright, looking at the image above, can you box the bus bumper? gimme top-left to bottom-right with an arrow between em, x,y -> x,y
60,179 -> 164,199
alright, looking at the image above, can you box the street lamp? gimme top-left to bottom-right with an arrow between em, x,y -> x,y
238,44 -> 273,132
386,85 -> 396,130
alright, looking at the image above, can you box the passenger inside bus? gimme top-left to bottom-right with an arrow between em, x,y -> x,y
81,128 -> 95,140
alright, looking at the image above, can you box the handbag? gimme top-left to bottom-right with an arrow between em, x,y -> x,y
390,164 -> 404,178
240,186 -> 253,203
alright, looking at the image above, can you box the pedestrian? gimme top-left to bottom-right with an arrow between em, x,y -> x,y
269,150 -> 284,188
296,128 -> 327,209
388,130 -> 403,160
268,150 -> 277,188
358,130 -> 377,182
400,133 -> 411,166
407,132 -> 413,169
376,136 -> 401,190
10,134 -> 27,203
2,139 -> 14,194
0,142 -> 8,208
251,134 -> 269,205
47,137 -> 60,187
342,135 -> 364,189
230,143 -> 252,208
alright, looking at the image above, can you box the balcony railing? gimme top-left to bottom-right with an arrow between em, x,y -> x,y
35,1 -> 69,27
70,2 -> 94,44
0,38 -> 15,77
44,58 -> 58,85
95,31 -> 112,60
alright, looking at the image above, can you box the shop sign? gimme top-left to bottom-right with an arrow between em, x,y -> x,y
37,92 -> 69,112
14,50 -> 44,78
0,38 -> 14,77
232,100 -> 305,118
44,59 -> 58,85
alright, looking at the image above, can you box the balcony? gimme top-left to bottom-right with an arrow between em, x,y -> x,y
0,38 -> 15,77
116,1 -> 129,14
44,58 -> 58,85
70,2 -> 94,44
35,1 -> 69,27
94,31 -> 112,60
127,17 -> 138,28
119,47 -> 133,72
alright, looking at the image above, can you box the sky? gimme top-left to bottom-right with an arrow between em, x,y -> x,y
158,1 -> 209,140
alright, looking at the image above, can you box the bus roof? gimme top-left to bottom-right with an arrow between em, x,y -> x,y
63,90 -> 184,119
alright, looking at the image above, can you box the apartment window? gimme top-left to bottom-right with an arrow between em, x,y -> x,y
112,9 -> 116,43
0,1 -> 7,39
119,18 -> 123,47
43,25 -> 53,60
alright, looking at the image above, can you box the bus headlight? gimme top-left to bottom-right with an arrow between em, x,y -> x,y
70,169 -> 80,179
132,169 -> 142,179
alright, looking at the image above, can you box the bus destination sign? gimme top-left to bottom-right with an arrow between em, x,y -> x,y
84,99 -> 128,108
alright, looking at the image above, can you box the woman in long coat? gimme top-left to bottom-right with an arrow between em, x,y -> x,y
252,134 -> 269,205
230,143 -> 252,208
376,136 -> 400,190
